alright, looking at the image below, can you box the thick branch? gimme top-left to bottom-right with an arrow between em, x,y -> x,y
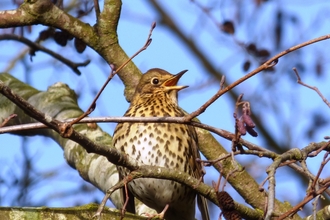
96,0 -> 142,101
0,204 -> 142,220
0,0 -> 140,101
0,1 -> 96,41
0,73 -> 123,209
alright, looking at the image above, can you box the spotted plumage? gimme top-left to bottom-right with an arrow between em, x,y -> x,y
113,68 -> 209,220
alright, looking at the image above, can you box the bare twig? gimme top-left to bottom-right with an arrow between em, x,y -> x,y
2,116 -> 330,157
0,34 -> 90,75
199,153 -> 233,166
190,0 -> 223,32
258,176 -> 269,192
263,142 -> 330,220
183,75 -> 226,121
223,167 -> 242,191
312,195 -> 321,220
94,177 -> 130,219
277,181 -> 330,220
184,35 -> 330,122
265,148 -> 304,220
311,151 -> 330,191
293,67 -> 330,108
308,140 -> 330,157
0,114 -> 17,127
68,66 -> 117,126
93,0 -> 101,23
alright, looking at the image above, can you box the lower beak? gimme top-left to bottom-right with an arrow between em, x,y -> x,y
162,70 -> 188,91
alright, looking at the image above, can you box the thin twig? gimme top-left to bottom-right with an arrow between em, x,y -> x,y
0,34 -> 90,75
277,181 -> 330,220
0,114 -> 17,127
265,148 -> 303,220
184,34 -> 330,121
199,153 -> 233,166
308,140 -> 330,157
293,67 -> 330,108
259,176 -> 269,192
94,177 -> 129,219
311,151 -> 330,190
68,66 -> 117,126
93,0 -> 101,23
312,195 -> 320,220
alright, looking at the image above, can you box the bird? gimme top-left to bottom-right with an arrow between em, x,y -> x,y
113,68 -> 209,220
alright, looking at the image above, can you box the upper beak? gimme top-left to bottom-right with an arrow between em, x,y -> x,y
162,70 -> 189,91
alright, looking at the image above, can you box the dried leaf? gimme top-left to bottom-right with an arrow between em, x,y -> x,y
222,21 -> 235,34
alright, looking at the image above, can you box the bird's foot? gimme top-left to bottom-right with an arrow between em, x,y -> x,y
143,204 -> 169,220
193,176 -> 203,189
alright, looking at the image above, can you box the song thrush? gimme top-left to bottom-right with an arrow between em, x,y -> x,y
113,68 -> 209,220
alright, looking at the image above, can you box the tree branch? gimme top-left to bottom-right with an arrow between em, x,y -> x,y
0,0 -> 140,101
0,204 -> 143,220
0,34 -> 90,75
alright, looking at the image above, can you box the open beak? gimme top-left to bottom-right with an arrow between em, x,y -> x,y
162,70 -> 189,91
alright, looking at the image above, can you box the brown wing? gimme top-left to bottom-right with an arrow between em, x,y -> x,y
187,125 -> 210,220
117,167 -> 136,214
114,121 -> 136,214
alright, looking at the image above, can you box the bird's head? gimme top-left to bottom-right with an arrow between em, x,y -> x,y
134,68 -> 188,97
131,68 -> 188,105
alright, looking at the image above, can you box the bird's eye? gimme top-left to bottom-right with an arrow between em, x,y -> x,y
151,77 -> 159,85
